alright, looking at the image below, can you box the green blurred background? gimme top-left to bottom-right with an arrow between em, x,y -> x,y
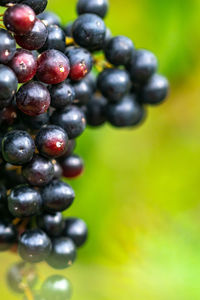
2,0 -> 200,299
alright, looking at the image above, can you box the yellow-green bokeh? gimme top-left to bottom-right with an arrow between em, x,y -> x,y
1,0 -> 200,299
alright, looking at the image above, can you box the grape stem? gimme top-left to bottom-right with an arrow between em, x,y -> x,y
24,286 -> 34,300
65,36 -> 76,46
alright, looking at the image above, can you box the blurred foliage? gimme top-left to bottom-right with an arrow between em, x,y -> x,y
1,0 -> 200,299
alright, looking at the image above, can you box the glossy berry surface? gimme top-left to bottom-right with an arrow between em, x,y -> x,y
37,212 -> 64,237
64,21 -> 73,37
41,180 -> 75,213
38,11 -> 61,26
2,130 -> 35,165
22,154 -> 54,187
0,104 -> 18,127
35,125 -> 68,158
20,0 -> 48,15
8,184 -> 42,217
140,74 -> 169,105
36,50 -> 70,84
0,29 -> 16,64
15,19 -> 48,51
105,35 -> 134,66
106,94 -> 145,127
61,154 -> 84,179
0,65 -> 18,102
65,46 -> 93,81
62,139 -> 76,158
46,237 -> 76,269
72,13 -> 106,51
51,106 -> 86,139
52,160 -> 63,179
0,221 -> 17,251
21,111 -> 49,131
49,81 -> 75,109
41,275 -> 72,300
127,49 -> 158,83
40,25 -> 65,52
97,68 -> 131,102
77,0 -> 109,18
63,218 -> 88,247
86,95 -> 107,126
4,4 -> 36,35
16,81 -> 51,116
18,229 -> 52,263
73,78 -> 93,105
8,49 -> 37,83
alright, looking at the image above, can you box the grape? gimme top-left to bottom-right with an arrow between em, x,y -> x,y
3,4 -> 36,35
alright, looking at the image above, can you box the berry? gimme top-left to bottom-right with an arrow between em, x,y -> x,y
37,212 -> 64,237
3,166 -> 27,189
20,0 -> 48,15
0,104 -> 18,127
65,46 -> 93,81
18,229 -> 52,263
61,154 -> 84,179
15,19 -> 48,51
77,0 -> 109,19
84,72 -> 97,92
0,184 -> 7,214
35,125 -> 68,158
0,65 -> 18,102
7,262 -> 37,294
49,81 -> 75,109
16,81 -> 51,116
73,78 -> 93,105
140,74 -> 169,105
36,50 -> 70,84
51,106 -> 86,139
97,68 -> 131,102
105,35 -> 134,66
22,154 -> 54,187
106,94 -> 145,127
8,49 -> 37,83
0,29 -> 16,64
63,218 -> 88,247
21,112 -> 49,131
0,0 -> 21,5
0,221 -> 17,251
63,21 -> 73,37
40,25 -> 66,52
104,27 -> 112,47
127,49 -> 158,83
41,275 -> 72,300
41,180 -> 75,213
0,97 -> 13,110
52,160 -> 63,179
8,184 -> 42,217
46,237 -> 76,269
86,95 -> 107,126
72,13 -> 106,51
2,130 -> 35,165
62,139 -> 76,158
38,11 -> 61,27
4,4 -> 36,35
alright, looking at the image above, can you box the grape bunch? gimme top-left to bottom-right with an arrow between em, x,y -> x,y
0,0 -> 169,272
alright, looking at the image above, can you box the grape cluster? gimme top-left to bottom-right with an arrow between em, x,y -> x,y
0,0 -> 169,272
